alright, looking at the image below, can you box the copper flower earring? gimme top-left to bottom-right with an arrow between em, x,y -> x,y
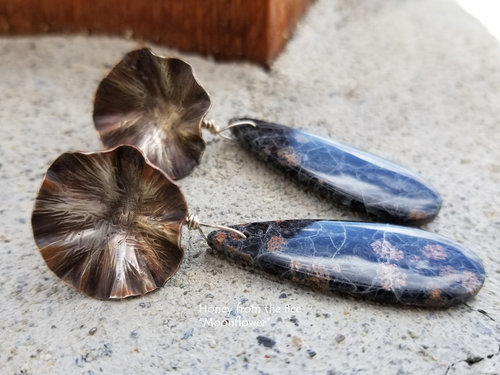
31,145 -> 245,300
93,48 -> 441,225
92,48 -> 238,181
32,145 -> 484,306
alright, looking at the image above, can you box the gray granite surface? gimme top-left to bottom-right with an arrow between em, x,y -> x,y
1,0 -> 499,373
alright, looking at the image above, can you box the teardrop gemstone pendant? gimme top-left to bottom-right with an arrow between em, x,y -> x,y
207,220 -> 484,307
231,119 -> 442,225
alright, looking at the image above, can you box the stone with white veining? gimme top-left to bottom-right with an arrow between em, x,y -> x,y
208,220 -> 485,307
232,120 -> 442,224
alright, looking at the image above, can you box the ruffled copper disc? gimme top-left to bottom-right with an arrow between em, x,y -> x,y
31,145 -> 187,299
93,48 -> 211,180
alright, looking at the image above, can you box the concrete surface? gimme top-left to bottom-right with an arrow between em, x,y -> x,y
1,0 -> 499,373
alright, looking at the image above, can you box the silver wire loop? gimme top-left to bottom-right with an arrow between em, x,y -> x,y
185,213 -> 247,240
201,119 -> 256,141
202,119 -> 219,135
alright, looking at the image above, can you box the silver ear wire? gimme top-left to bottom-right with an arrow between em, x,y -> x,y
202,119 -> 256,141
185,213 -> 247,240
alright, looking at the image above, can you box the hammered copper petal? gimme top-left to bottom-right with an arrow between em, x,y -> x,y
93,48 -> 211,180
31,145 -> 187,299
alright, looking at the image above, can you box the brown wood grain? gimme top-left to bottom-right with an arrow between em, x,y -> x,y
0,0 -> 313,65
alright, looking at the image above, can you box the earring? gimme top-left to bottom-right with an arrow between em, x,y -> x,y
93,48 -> 441,225
31,145 -> 244,300
207,220 -> 484,308
32,145 -> 483,307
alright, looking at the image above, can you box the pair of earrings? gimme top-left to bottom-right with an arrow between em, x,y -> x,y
32,48 -> 484,307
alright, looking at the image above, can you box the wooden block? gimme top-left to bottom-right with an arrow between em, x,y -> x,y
0,0 -> 314,65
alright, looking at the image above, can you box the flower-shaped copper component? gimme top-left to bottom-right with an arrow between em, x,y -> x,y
31,145 -> 187,299
93,48 -> 211,180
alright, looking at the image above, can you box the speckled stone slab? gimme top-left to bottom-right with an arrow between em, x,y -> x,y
231,119 -> 442,224
207,220 -> 484,307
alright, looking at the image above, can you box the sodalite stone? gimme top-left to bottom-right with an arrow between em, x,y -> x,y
207,220 -> 485,307
231,119 -> 442,224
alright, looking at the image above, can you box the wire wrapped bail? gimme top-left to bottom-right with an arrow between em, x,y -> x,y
185,213 -> 247,240
202,119 -> 256,140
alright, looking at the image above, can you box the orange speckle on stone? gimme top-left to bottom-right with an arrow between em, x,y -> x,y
422,244 -> 447,260
428,289 -> 441,301
267,236 -> 287,252
307,264 -> 330,290
309,264 -> 329,277
461,271 -> 482,294
229,231 -> 242,240
376,262 -> 407,291
439,265 -> 457,277
370,240 -> 403,260
408,210 -> 427,221
290,260 -> 302,270
215,232 -> 227,245
277,147 -> 300,165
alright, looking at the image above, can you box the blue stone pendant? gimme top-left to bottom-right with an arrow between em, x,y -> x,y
207,220 -> 484,307
231,119 -> 442,224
